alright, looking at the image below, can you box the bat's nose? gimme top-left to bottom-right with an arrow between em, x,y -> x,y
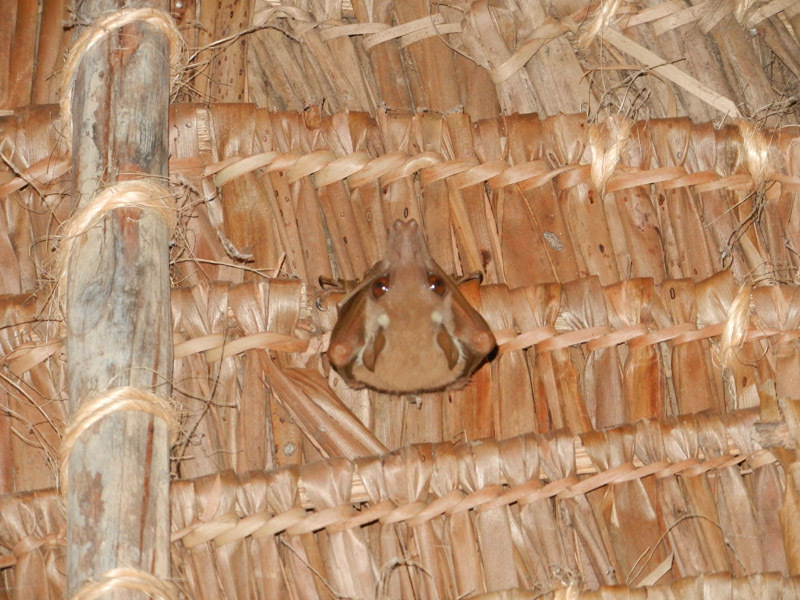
388,219 -> 423,261
392,218 -> 418,233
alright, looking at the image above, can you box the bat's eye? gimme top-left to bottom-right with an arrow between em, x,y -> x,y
372,275 -> 390,299
428,273 -> 446,296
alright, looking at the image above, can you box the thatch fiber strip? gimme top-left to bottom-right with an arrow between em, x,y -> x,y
0,408 -> 793,596
0,0 -> 799,596
7,106 -> 800,290
162,109 -> 799,289
3,1 -> 799,124
5,96 -> 800,476
3,270 -> 800,486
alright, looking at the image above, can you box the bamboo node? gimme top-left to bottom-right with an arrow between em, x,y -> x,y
59,7 -> 185,146
69,566 -> 183,600
60,387 -> 181,495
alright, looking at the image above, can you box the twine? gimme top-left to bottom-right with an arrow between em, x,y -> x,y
719,282 -> 753,370
172,139 -> 780,200
70,567 -> 182,600
588,115 -> 633,196
59,387 -> 180,494
59,7 -> 184,146
738,119 -> 774,186
55,179 -> 176,298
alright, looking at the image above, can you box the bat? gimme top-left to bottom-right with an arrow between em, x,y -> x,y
327,219 -> 496,394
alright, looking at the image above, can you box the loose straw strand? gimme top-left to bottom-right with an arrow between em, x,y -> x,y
59,387 -> 180,494
59,7 -> 184,145
577,0 -> 623,48
734,0 -> 758,24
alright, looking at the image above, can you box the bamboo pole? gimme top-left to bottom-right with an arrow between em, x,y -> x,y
65,0 -> 173,596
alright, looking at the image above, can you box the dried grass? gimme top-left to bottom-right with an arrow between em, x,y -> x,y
0,409 -> 795,596
2,0 -> 800,595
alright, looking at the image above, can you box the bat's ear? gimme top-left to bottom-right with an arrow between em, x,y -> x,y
328,285 -> 370,368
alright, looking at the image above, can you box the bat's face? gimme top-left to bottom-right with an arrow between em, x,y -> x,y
328,219 -> 496,394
